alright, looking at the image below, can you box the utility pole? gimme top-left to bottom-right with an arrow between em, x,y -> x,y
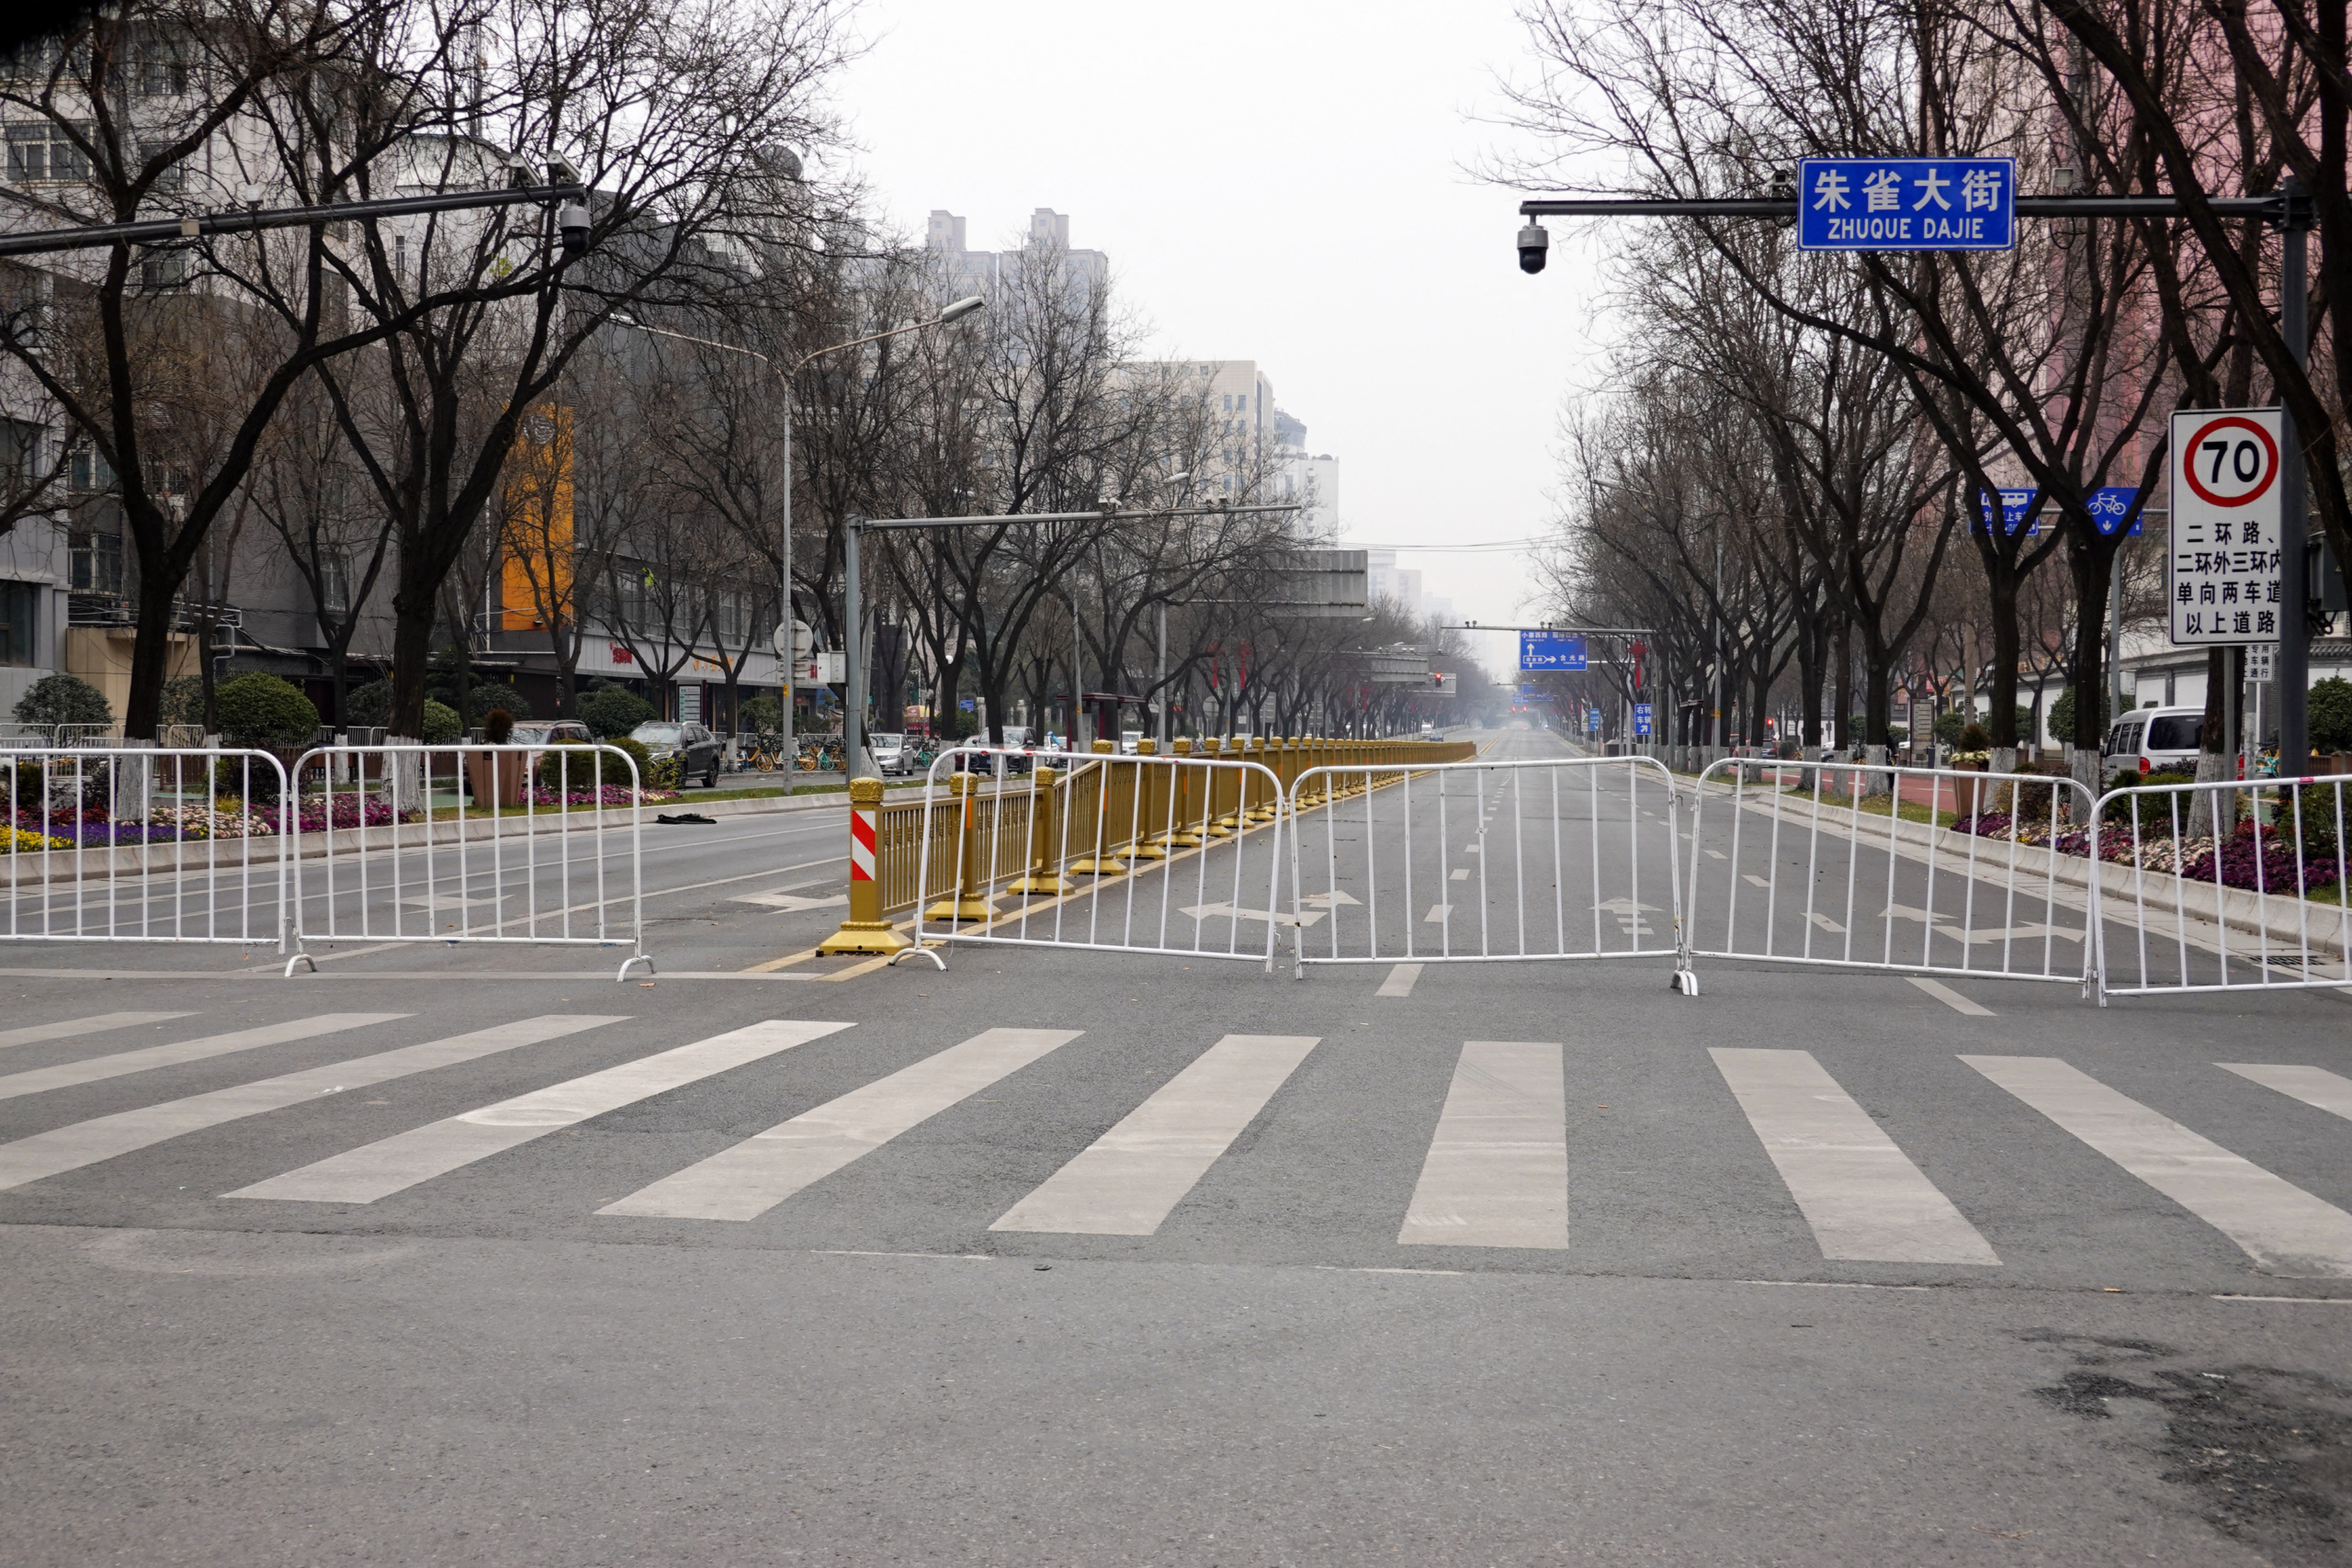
2276,175 -> 2313,777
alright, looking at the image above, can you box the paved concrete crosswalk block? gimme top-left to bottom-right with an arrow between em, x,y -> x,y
1398,1040 -> 1568,1249
1964,1055 -> 2352,1278
601,1027 -> 1081,1222
2221,1064 -> 2352,1123
0,1015 -> 624,1194
231,1019 -> 854,1204
1711,1047 -> 1998,1265
0,1013 -> 411,1102
0,1012 -> 194,1051
991,1033 -> 1319,1235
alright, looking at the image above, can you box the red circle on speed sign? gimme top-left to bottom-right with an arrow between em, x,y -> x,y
2181,415 -> 2280,509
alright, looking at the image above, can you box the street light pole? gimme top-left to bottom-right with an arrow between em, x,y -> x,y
615,295 -> 982,772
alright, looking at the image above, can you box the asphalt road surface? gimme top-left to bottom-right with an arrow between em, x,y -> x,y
3,726 -> 2348,1565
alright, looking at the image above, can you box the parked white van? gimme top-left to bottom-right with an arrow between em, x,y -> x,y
2104,705 -> 2205,777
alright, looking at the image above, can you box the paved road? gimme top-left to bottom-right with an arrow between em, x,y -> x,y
2,726 -> 2348,1564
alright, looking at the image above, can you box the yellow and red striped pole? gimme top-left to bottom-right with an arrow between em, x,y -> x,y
819,776 -> 913,954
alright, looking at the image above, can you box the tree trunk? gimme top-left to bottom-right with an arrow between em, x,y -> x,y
2064,542 -> 2113,795
388,592 -> 437,740
1832,622 -> 1854,757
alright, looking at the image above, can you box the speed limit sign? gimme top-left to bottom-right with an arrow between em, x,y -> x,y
2169,407 -> 2284,646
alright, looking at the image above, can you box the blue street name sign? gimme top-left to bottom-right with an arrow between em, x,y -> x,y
1976,485 -> 2142,536
1519,683 -> 1540,699
1634,703 -> 1654,737
1519,631 -> 1587,671
1798,158 -> 2016,252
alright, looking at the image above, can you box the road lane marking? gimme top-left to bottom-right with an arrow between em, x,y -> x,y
1908,976 -> 1992,1015
990,1033 -> 1319,1235
1962,1055 -> 2352,1278
599,1027 -> 1081,1221
1398,1040 -> 1567,1249
229,1019 -> 852,1203
1376,963 -> 1422,998
1808,913 -> 1845,933
1449,868 -> 1469,882
0,1012 -> 193,1050
2220,1064 -> 2352,1122
0,1016 -> 623,1193
0,1013 -> 410,1102
1424,905 -> 1451,923
1710,1047 -> 1998,1265
1744,874 -> 1770,888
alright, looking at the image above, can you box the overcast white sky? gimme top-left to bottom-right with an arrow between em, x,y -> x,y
828,0 -> 1619,680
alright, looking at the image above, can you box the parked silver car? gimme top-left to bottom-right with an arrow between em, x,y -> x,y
868,733 -> 911,775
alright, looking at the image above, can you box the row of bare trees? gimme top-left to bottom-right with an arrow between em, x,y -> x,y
1507,0 -> 2348,785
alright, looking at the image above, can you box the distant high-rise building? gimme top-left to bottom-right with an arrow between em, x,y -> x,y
1271,409 -> 1339,542
1367,550 -> 1423,617
925,207 -> 1108,298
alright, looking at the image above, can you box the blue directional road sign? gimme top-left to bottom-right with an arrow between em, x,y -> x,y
1977,485 -> 2142,536
1634,703 -> 1654,737
1518,631 -> 1587,671
1799,158 -> 2016,253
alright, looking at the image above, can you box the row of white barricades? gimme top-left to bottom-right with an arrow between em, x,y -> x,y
0,743 -> 652,980
894,746 -> 2352,1005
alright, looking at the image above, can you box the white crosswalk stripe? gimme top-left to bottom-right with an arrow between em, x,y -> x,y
601,1027 -> 1082,1222
2221,1063 -> 2352,1123
0,1012 -> 195,1050
0,1016 -> 624,1193
0,1013 -> 410,1102
992,1033 -> 1318,1235
1398,1040 -> 1567,1249
1711,1048 -> 1998,1265
1963,1055 -> 2352,1279
229,1019 -> 853,1204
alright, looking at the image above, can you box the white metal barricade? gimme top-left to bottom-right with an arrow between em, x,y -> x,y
283,742 -> 652,980
1287,754 -> 1695,989
901,743 -> 1291,971
2,746 -> 288,946
2090,773 -> 2352,1002
1685,757 -> 2098,987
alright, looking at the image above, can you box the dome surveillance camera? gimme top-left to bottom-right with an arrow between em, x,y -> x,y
1517,220 -> 1550,275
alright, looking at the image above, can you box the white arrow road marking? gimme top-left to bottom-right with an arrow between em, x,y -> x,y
1882,904 -> 2083,944
731,891 -> 849,911
1181,904 -> 1328,928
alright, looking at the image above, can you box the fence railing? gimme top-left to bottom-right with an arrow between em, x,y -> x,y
1289,752 -> 1693,987
2,746 -> 288,945
281,741 -> 652,980
2090,773 -> 2351,1001
1685,757 -> 2098,987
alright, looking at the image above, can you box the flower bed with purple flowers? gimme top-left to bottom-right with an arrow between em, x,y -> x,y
1955,811 -> 2342,896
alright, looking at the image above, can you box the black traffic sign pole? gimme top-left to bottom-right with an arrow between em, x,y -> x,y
1519,186 -> 2315,774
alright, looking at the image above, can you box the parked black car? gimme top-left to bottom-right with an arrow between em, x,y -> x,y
629,721 -> 724,788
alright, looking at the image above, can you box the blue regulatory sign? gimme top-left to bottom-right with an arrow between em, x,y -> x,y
1633,703 -> 1654,737
1519,631 -> 1587,671
1978,485 -> 2142,536
1799,158 -> 2016,252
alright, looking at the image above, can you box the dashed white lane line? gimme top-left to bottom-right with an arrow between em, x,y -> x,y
1908,976 -> 1993,1016
1376,963 -> 1423,998
0,1011 -> 193,1050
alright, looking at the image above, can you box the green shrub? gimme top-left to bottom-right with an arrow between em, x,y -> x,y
213,674 -> 320,751
447,680 -> 533,724
2310,677 -> 2352,756
1933,710 -> 1967,746
420,699 -> 461,745
740,694 -> 783,733
579,686 -> 655,739
11,672 -> 111,729
2047,685 -> 2113,745
550,736 -> 650,788
344,679 -> 393,728
1958,721 -> 1990,752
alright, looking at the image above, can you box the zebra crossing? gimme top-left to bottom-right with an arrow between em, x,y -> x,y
0,1008 -> 2348,1281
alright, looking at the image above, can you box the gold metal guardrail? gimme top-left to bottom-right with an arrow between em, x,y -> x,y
817,738 -> 1474,953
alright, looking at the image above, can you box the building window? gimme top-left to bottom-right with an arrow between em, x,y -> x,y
70,528 -> 121,594
66,442 -> 113,493
319,551 -> 350,615
1221,394 -> 1231,412
0,580 -> 36,665
0,419 -> 37,495
139,141 -> 185,192
137,247 -> 186,292
1236,395 -> 1246,412
133,36 -> 189,96
6,121 -> 90,185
